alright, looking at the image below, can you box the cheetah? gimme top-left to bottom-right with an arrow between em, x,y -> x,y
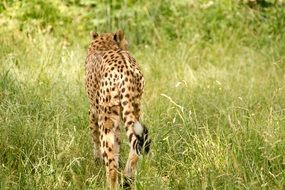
85,29 -> 151,190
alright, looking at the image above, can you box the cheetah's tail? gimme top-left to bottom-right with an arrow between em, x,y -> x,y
133,122 -> 151,155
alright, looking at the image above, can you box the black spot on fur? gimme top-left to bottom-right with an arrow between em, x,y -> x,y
127,121 -> 133,126
122,101 -> 128,106
112,109 -> 119,115
128,133 -> 133,142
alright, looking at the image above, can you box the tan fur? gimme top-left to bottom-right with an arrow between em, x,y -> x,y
85,30 -> 150,190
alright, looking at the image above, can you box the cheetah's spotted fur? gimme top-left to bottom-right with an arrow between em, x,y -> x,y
85,29 -> 151,189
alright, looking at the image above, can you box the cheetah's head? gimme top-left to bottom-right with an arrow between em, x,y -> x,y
91,29 -> 128,51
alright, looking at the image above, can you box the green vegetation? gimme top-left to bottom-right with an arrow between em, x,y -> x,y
0,0 -> 285,189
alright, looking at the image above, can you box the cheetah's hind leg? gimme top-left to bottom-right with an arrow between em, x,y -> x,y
89,106 -> 101,162
98,109 -> 121,190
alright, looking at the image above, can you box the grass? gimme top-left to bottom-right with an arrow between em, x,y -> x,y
0,0 -> 285,189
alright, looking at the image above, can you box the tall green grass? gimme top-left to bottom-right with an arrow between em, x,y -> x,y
1,0 -> 285,189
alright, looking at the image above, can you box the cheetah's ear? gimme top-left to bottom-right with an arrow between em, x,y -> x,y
113,29 -> 124,43
91,31 -> 98,39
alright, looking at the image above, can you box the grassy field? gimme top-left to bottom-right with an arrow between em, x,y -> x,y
1,0 -> 285,189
